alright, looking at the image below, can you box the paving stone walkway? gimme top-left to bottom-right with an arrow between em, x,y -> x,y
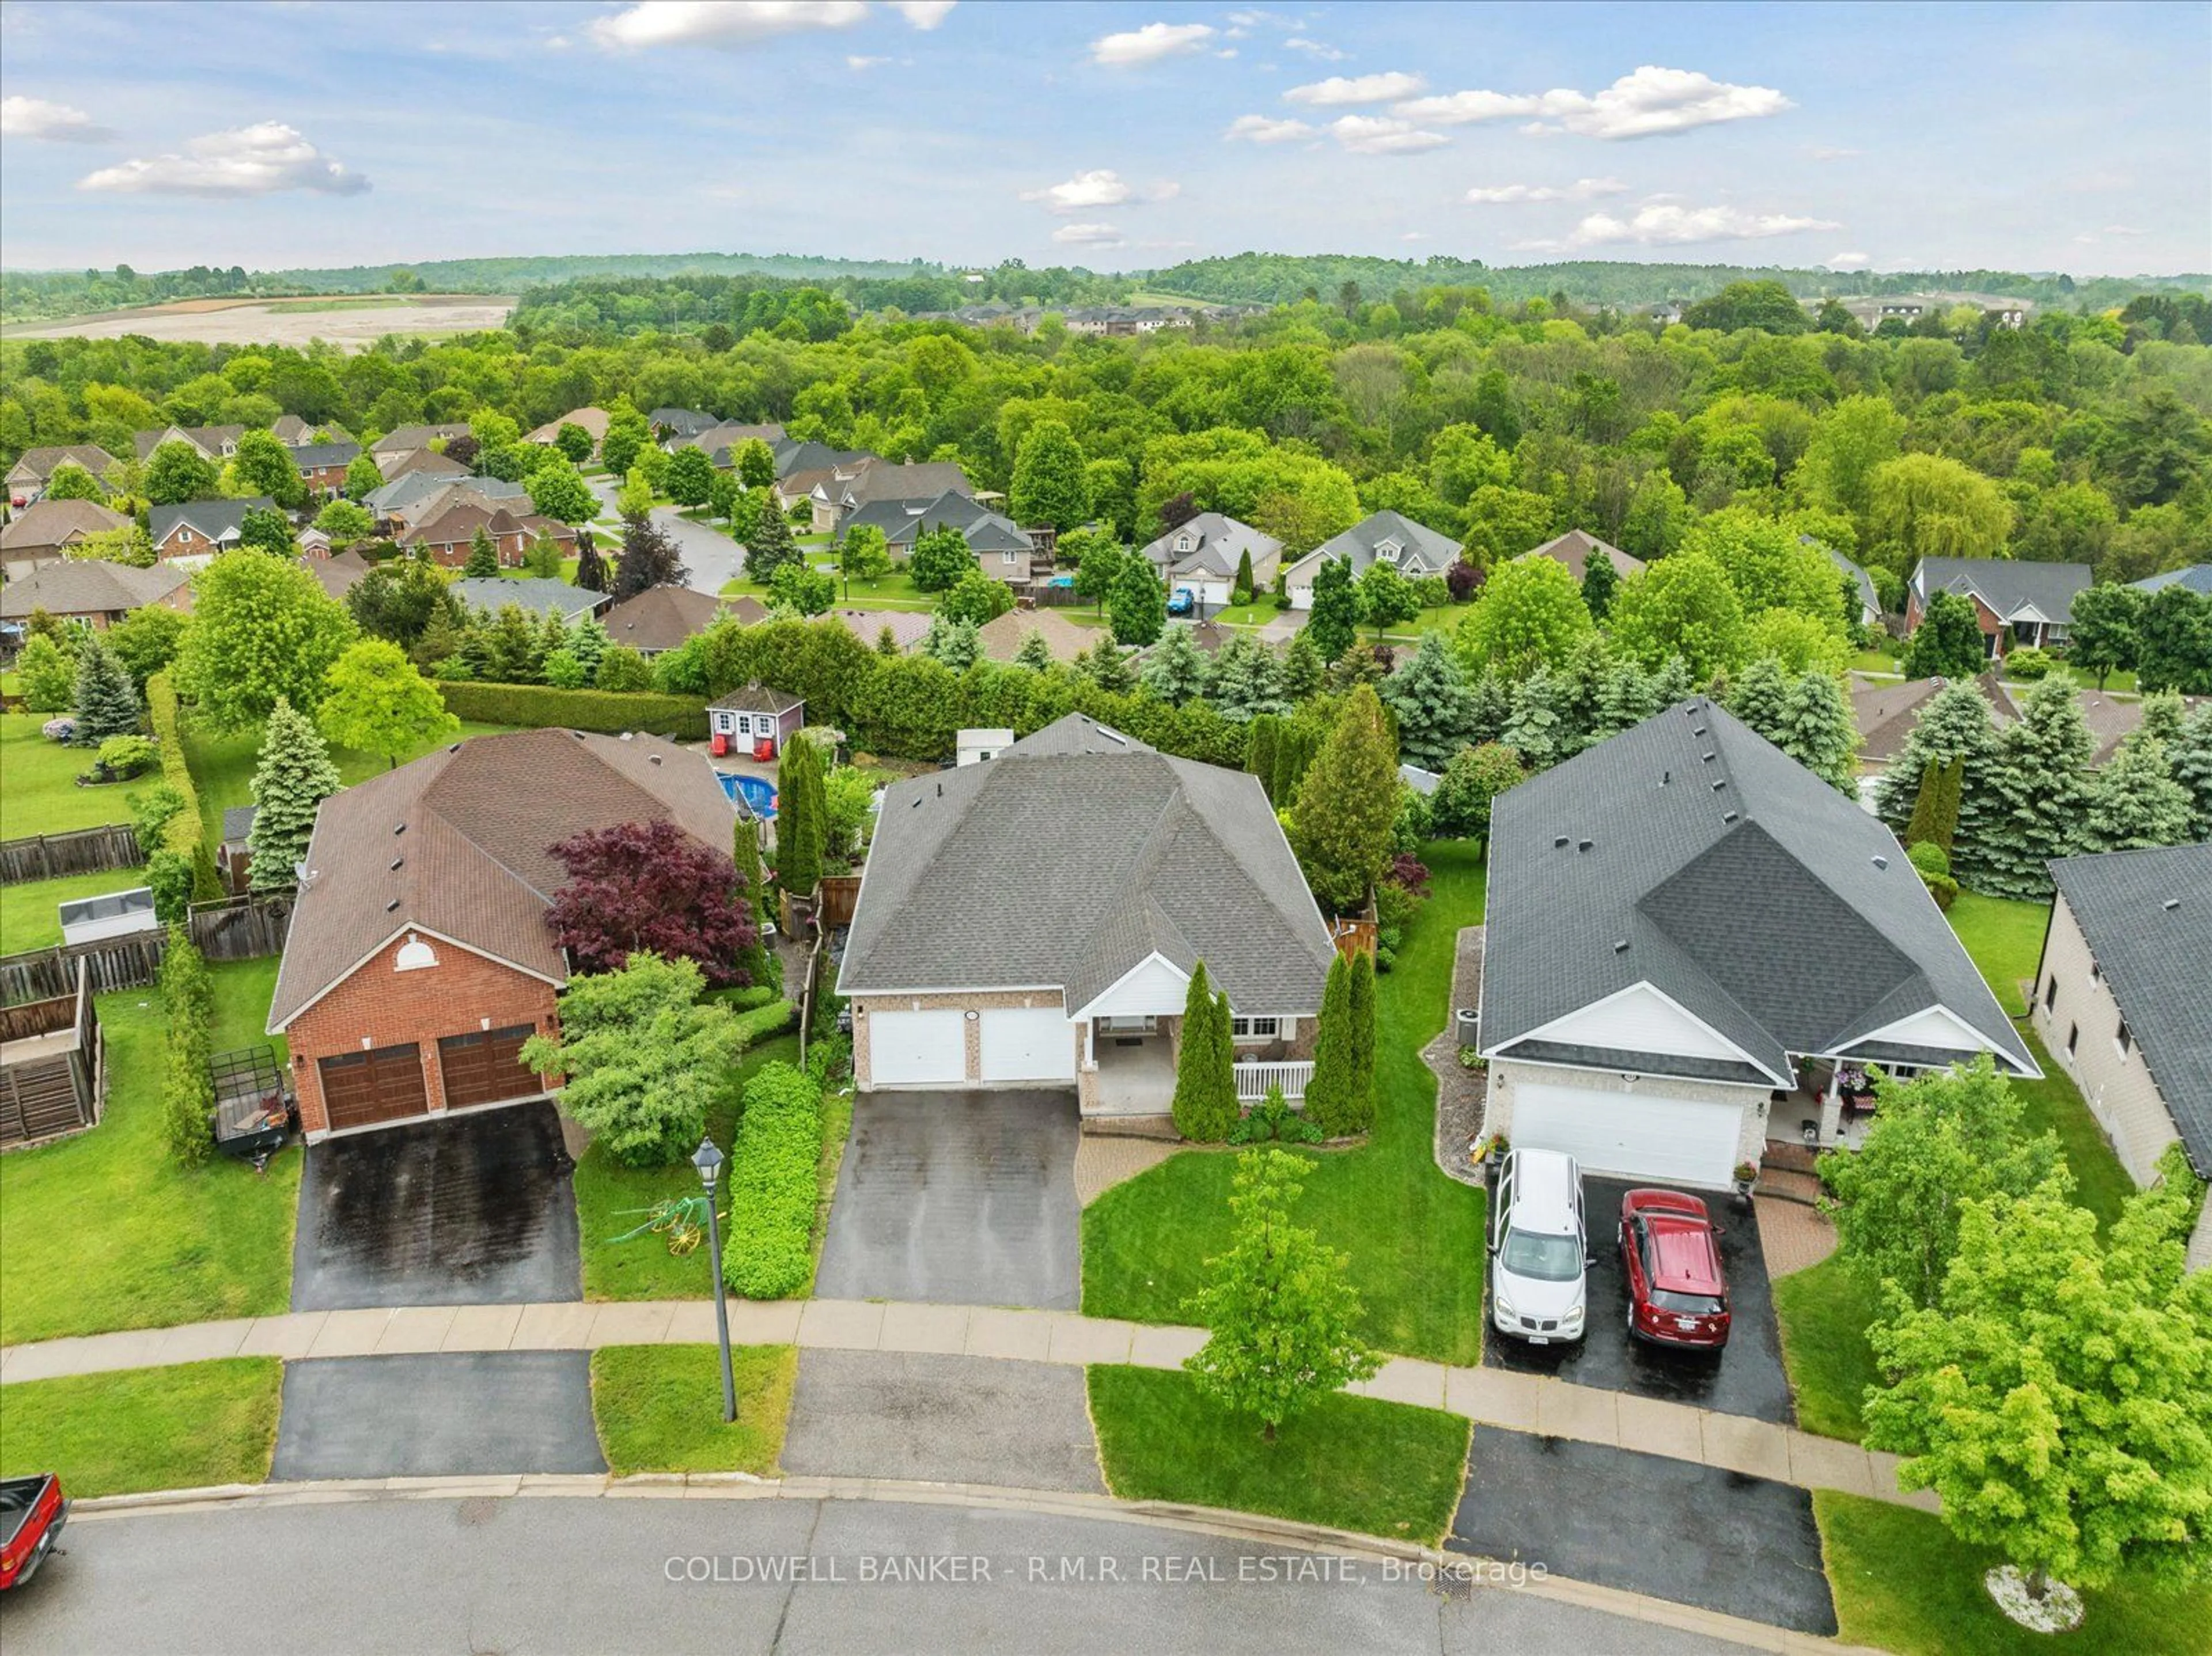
1424,924 -> 1488,1189
1071,1134 -> 1179,1206
1,1297 -> 1932,1515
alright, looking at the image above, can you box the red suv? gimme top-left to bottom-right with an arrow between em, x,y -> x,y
1619,1188 -> 1731,1350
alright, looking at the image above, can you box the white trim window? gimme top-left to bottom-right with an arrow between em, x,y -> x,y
1230,1015 -> 1279,1043
1003,550 -> 1018,566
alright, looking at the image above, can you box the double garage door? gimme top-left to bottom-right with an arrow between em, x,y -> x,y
1510,1080 -> 1746,1189
868,1007 -> 1075,1087
317,1025 -> 537,1132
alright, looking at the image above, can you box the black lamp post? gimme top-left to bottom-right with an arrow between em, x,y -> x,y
693,1136 -> 737,1423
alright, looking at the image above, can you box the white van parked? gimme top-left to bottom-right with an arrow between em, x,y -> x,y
1488,1147 -> 1590,1344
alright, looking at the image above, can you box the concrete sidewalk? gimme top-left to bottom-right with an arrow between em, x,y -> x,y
0,1297 -> 1933,1514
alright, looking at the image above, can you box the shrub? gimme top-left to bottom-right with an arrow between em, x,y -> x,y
1227,1086 -> 1323,1145
593,645 -> 653,692
806,1033 -> 851,1091
433,680 -> 709,739
145,848 -> 195,926
158,927 -> 215,1166
146,674 -> 221,900
2003,645 -> 2056,681
127,780 -> 188,850
1906,837 -> 1959,909
731,998 -> 796,1044
87,734 -> 157,781
720,1062 -> 824,1299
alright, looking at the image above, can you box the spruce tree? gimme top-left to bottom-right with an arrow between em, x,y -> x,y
1014,628 -> 1054,671
1467,666 -> 1512,745
921,613 -> 979,670
1580,550 -> 1619,621
247,695 -> 340,893
1287,686 -> 1399,914
1302,953 -> 1359,1137
875,624 -> 902,658
1345,949 -> 1377,1135
2084,736 -> 2194,852
1775,669 -> 1860,794
1590,655 -> 1657,740
1140,623 -> 1209,705
72,632 -> 143,744
1279,630 -> 1325,702
1726,655 -> 1793,744
1247,715 -> 1280,800
1086,639 -> 1135,694
1381,631 -> 1476,770
464,526 -> 499,577
1501,665 -> 1572,771
1871,681 -> 2000,851
1171,960 -> 1237,1142
1206,634 -> 1290,721
2164,703 -> 2212,838
1976,675 -> 2097,899
744,499 -> 802,586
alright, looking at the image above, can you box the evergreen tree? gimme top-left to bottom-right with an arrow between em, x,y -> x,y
71,632 -> 142,745
1086,639 -> 1135,694
2084,736 -> 2194,852
874,624 -> 901,658
1279,630 -> 1325,702
1579,550 -> 1619,621
1247,715 -> 1281,800
730,817 -> 776,988
1142,623 -> 1211,704
1381,631 -> 1476,770
1272,722 -> 1319,805
1904,759 -> 1949,852
1289,686 -> 1399,914
1467,666 -> 1512,745
1775,669 -> 1860,794
1977,676 -> 2097,899
1501,665 -> 1572,771
463,526 -> 499,577
743,499 -> 803,586
1649,655 -> 1695,706
1901,590 -> 1988,681
573,535 -> 609,593
1206,633 -> 1289,721
1171,960 -> 1238,1142
2164,703 -> 2212,838
1232,547 -> 1256,605
1590,654 -> 1657,739
775,733 -> 827,896
247,696 -> 340,892
1872,683 -> 2001,858
1014,629 -> 1054,671
919,613 -> 979,670
1301,952 -> 1359,1136
1726,655 -> 1793,744
1305,558 -> 1360,663
1108,555 -> 1166,647
1345,949 -> 1377,1134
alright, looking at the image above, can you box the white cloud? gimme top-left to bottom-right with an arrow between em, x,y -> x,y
1397,65 -> 1791,140
1464,176 -> 1628,204
1089,21 -> 1215,67
1,95 -> 115,143
847,53 -> 888,67
1539,202 -> 1838,249
2101,224 -> 2148,237
1826,251 -> 1870,270
1283,37 -> 1345,60
547,33 -> 573,48
1285,72 -> 1427,107
1224,113 -> 1315,143
1808,145 -> 1860,161
1022,169 -> 1132,212
1226,7 -> 1300,25
1145,180 -> 1182,202
1328,115 -> 1448,155
591,1 -> 869,49
1052,222 -> 1123,247
885,0 -> 955,25
1401,230 -> 1430,241
78,122 -> 369,197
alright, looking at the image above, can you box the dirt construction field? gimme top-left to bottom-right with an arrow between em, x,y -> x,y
2,293 -> 513,348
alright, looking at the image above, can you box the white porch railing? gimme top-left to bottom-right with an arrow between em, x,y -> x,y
1234,1060 -> 1313,1102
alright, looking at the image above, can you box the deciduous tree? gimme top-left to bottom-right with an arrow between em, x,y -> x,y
1429,741 -> 1524,841
613,514 -> 689,600
177,552 -> 356,728
907,524 -> 969,594
1608,550 -> 1748,681
2065,584 -> 2141,689
1455,555 -> 1590,679
1007,418 -> 1090,533
1901,590 -> 1988,681
1304,556 -> 1361,664
1109,554 -> 1166,647
544,818 -> 756,986
528,455 -> 598,524
316,639 -> 459,768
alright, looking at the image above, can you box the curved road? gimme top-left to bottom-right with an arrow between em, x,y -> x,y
1,1494 -> 1748,1656
588,476 -> 749,594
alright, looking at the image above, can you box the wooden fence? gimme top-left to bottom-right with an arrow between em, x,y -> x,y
816,875 -> 861,930
0,824 -> 145,886
0,895 -> 290,1006
188,894 -> 293,962
0,961 -> 101,1147
1329,916 -> 1377,962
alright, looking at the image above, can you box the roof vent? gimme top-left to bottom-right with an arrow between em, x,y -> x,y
1612,939 -> 1630,954
393,823 -> 406,836
384,899 -> 400,912
1702,751 -> 1715,763
619,732 -> 633,741
649,754 -> 662,766
1661,770 -> 1669,786
1710,779 -> 1727,792
2164,898 -> 2180,911
1873,854 -> 1889,870
388,857 -> 403,871
1722,810 -> 1740,824
1554,835 -> 1570,848
1577,839 -> 1593,853
571,730 -> 586,740
449,742 -> 461,753
1692,725 -> 1706,737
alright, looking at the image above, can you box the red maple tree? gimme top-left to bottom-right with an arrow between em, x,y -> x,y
544,818 -> 757,986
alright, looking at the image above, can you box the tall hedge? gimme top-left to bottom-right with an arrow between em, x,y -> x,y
434,680 -> 709,740
146,672 -> 222,900
719,1061 -> 824,1299
158,925 -> 215,1166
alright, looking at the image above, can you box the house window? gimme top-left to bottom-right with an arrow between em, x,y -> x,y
2116,1020 -> 2133,1059
2089,961 -> 2101,988
2067,1022 -> 2079,1058
1175,535 -> 1192,552
1230,1016 -> 1279,1043
1101,1014 -> 1156,1034
1003,550 -> 1018,566
2044,977 -> 2057,1011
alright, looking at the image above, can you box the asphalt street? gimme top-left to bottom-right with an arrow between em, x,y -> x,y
2,1494 -> 1755,1656
589,476 -> 748,594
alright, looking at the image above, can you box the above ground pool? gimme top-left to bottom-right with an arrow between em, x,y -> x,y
718,772 -> 778,817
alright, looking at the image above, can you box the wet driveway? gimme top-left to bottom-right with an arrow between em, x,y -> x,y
814,1090 -> 1079,1309
290,1102 -> 581,1312
1482,1177 -> 1793,1424
1450,1427 -> 1836,1635
272,1353 -> 605,1480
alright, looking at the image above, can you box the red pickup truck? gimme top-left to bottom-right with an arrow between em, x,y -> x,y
0,1474 -> 68,1590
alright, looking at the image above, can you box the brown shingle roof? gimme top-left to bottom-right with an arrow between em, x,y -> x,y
297,550 -> 372,602
1521,529 -> 1643,581
603,586 -> 728,654
268,730 -> 736,1030
975,607 -> 1103,664
1851,672 -> 2017,765
0,558 -> 188,619
0,498 -> 128,552
709,683 -> 803,716
377,447 -> 469,484
7,444 -> 118,483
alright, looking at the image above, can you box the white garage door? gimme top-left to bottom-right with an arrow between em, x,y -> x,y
979,1008 -> 1077,1084
1512,1081 -> 1745,1188
868,1010 -> 967,1086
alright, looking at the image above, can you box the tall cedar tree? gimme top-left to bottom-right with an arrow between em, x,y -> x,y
573,535 -> 609,593
1170,960 -> 1237,1142
1579,550 -> 1619,620
545,818 -> 756,987
613,514 -> 690,601
1381,630 -> 1476,770
1903,759 -> 1952,852
1108,555 -> 1166,647
158,926 -> 215,1166
730,817 -> 777,988
1290,685 -> 1399,914
1301,952 -> 1359,1136
1006,419 -> 1090,533
463,526 -> 500,577
744,502 -> 804,588
1280,630 -> 1325,702
775,733 -> 827,896
246,695 -> 340,893
1345,949 -> 1377,1135
1247,715 -> 1280,801
1181,1148 -> 1382,1441
1232,547 -> 1255,605
1977,675 -> 2097,899
71,632 -> 142,744
1305,557 -> 1359,664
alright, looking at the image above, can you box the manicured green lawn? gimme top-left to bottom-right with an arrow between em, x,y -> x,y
0,711 -> 141,838
1945,890 -> 2051,1018
0,958 -> 298,1346
1772,1257 -> 1884,1442
588,1344 -> 797,1476
0,868 -> 149,954
1082,843 -> 1489,1365
2012,1029 -> 2134,1230
0,1358 -> 282,1497
722,561 -> 938,612
1817,1492 -> 2212,1656
1088,1365 -> 1469,1544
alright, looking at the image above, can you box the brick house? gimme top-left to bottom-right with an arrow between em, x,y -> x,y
402,501 -> 577,567
0,498 -> 128,573
150,497 -> 275,562
287,439 -> 362,497
6,444 -> 118,506
267,729 -> 737,1139
1905,557 -> 2092,658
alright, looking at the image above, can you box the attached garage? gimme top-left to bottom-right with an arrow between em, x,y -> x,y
1509,1079 -> 1747,1188
318,1044 -> 430,1131
979,1007 -> 1076,1085
437,1024 -> 539,1111
868,1009 -> 967,1087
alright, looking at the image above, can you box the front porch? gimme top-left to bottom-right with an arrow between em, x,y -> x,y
1764,1057 -> 1879,1155
1078,1015 -> 1315,1119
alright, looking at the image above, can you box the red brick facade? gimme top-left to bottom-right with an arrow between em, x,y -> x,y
1904,587 -> 2003,654
156,522 -> 222,561
283,930 -> 562,1138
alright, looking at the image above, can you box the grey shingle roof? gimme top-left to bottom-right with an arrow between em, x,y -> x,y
838,717 -> 1332,1016
2048,844 -> 2212,1174
1138,513 -> 1283,582
2132,564 -> 2212,596
452,577 -> 605,622
221,805 -> 257,846
149,497 -> 275,545
1826,545 -> 1880,615
1913,557 -> 2092,624
1478,699 -> 2036,1081
838,491 -> 1028,552
287,441 -> 361,469
1289,510 -> 1463,581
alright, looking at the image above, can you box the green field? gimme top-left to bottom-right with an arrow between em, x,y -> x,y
0,867 -> 149,954
0,1359 -> 282,1497
0,712 -> 142,838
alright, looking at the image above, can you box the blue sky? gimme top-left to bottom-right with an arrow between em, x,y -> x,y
2,1 -> 2206,276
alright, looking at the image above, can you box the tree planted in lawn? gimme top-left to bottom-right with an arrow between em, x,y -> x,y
463,526 -> 500,577
612,513 -> 689,601
1289,684 -> 1399,914
17,633 -> 74,713
521,952 -> 747,1168
1301,952 -> 1361,1137
246,696 -> 340,893
664,445 -> 715,510
1978,674 -> 2097,899
546,817 -> 755,985
1381,630 -> 1475,770
743,499 -> 805,589
1108,554 -> 1166,647
316,639 -> 459,768
1347,949 -> 1377,1127
1171,960 -> 1237,1143
1141,623 -> 1209,706
1428,741 -> 1524,842
71,632 -> 142,745
1183,1148 -> 1382,1441
839,523 -> 893,583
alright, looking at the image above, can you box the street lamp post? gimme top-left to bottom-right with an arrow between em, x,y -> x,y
693,1137 -> 737,1423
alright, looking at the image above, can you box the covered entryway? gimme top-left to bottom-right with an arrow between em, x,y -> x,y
979,1007 -> 1075,1084
437,1024 -> 539,1111
1511,1081 -> 1745,1188
868,1009 -> 966,1087
318,1044 -> 429,1132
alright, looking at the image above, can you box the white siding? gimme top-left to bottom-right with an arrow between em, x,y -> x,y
1520,983 -> 1754,1065
1075,953 -> 1192,1020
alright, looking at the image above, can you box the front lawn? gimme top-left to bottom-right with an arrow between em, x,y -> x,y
589,1344 -> 796,1476
0,868 -> 149,954
0,1358 -> 282,1497
0,958 -> 298,1346
721,560 -> 937,612
1817,1492 -> 2212,1656
1772,1257 -> 1883,1442
2012,1028 -> 2134,1229
0,711 -> 142,838
1088,1365 -> 1469,1544
1945,891 -> 2051,1018
1082,842 -> 1488,1365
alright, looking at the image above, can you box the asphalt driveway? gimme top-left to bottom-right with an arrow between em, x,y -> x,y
1450,1427 -> 1836,1636
271,1352 -> 605,1480
1482,1176 -> 1793,1424
814,1090 -> 1080,1309
291,1102 -> 580,1312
